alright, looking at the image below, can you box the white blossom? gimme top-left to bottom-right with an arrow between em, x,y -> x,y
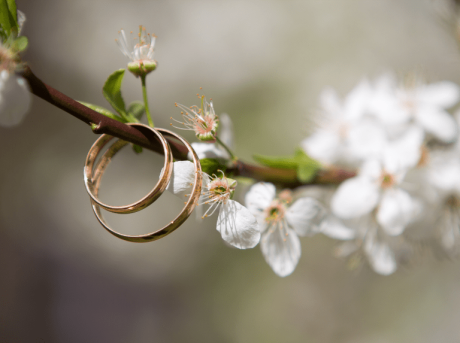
116,26 -> 156,64
245,183 -> 325,277
0,40 -> 31,128
369,73 -> 459,142
187,113 -> 234,161
301,80 -> 386,166
331,127 -> 423,236
424,147 -> 460,253
172,96 -> 219,142
165,161 -> 260,249
333,215 -> 399,275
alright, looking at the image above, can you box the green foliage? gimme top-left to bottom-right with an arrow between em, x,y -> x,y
102,69 -> 139,123
128,101 -> 145,120
200,158 -> 227,176
0,0 -> 18,40
294,148 -> 321,183
6,0 -> 17,23
253,148 -> 321,183
132,145 -> 143,154
103,69 -> 129,121
253,154 -> 299,169
12,35 -> 27,51
78,101 -> 126,123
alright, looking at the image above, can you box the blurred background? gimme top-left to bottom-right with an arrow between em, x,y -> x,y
2,0 -> 460,341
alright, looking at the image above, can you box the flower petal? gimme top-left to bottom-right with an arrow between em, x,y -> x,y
359,159 -> 382,181
188,142 -> 229,161
364,231 -> 397,275
216,200 -> 260,249
321,215 -> 356,240
17,10 -> 26,35
260,225 -> 301,277
415,106 -> 458,143
218,113 -> 234,150
331,177 -> 380,219
0,71 -> 31,127
418,81 -> 460,108
369,74 -> 409,125
301,130 -> 341,165
428,153 -> 460,193
285,197 -> 325,236
383,126 -> 424,172
164,161 -> 196,197
343,79 -> 371,121
348,119 -> 386,161
377,188 -> 417,236
245,182 -> 276,232
245,182 -> 276,214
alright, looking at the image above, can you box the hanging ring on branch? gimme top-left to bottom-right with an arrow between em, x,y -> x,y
84,123 -> 174,214
86,126 -> 203,242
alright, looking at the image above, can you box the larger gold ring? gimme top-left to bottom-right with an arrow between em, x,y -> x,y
90,128 -> 202,242
84,123 -> 173,214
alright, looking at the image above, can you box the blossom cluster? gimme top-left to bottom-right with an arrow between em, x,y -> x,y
302,74 -> 460,275
173,74 -> 460,277
166,160 -> 325,277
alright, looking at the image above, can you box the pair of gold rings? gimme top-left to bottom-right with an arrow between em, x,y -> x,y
84,123 -> 202,242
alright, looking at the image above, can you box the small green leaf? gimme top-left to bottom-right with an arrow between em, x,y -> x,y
294,148 -> 320,164
6,0 -> 17,24
297,163 -> 319,183
12,35 -> 27,51
103,69 -> 128,120
128,101 -> 145,120
253,154 -> 298,169
200,158 -> 227,176
78,101 -> 126,123
132,145 -> 143,154
0,0 -> 16,38
295,148 -> 321,183
254,148 -> 321,183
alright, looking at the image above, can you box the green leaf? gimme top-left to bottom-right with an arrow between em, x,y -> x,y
128,101 -> 145,120
295,148 -> 321,183
297,163 -> 319,183
254,148 -> 321,183
0,0 -> 15,39
200,158 -> 227,176
132,145 -> 143,154
0,0 -> 18,39
6,0 -> 17,24
78,101 -> 126,123
12,35 -> 27,51
102,69 -> 128,120
253,154 -> 298,169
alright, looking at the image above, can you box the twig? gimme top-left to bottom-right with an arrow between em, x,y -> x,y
21,66 -> 356,187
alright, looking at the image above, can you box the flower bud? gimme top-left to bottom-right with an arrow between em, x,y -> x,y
127,60 -> 157,77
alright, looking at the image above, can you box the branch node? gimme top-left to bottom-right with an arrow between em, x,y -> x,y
90,122 -> 103,133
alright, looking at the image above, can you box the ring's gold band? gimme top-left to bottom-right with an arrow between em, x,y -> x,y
90,128 -> 202,242
84,123 -> 173,214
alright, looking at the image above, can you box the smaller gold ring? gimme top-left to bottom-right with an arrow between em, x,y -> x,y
84,123 -> 173,214
91,128 -> 202,243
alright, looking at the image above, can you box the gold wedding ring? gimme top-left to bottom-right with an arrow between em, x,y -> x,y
84,123 -> 173,214
87,127 -> 202,243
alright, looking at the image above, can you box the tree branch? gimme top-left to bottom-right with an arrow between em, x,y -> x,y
21,66 -> 355,187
